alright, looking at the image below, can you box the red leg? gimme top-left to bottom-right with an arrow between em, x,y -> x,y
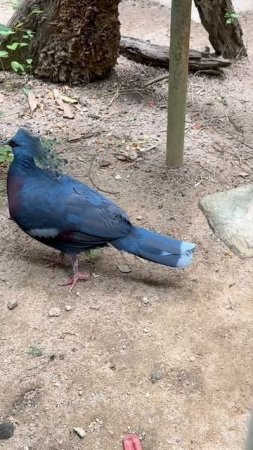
123,435 -> 143,450
61,254 -> 91,291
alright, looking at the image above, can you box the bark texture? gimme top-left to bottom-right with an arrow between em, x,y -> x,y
120,36 -> 231,75
193,0 -> 247,59
6,0 -> 120,83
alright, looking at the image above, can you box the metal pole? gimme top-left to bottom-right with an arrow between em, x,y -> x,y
166,0 -> 192,167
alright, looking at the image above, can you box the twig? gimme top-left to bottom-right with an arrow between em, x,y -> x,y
215,123 -> 253,154
108,86 -> 119,106
87,156 -> 119,195
0,110 -> 22,119
140,144 -> 158,153
103,87 -> 146,105
232,136 -> 253,151
145,74 -> 168,87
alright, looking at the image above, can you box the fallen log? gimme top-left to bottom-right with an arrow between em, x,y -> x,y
120,36 -> 231,75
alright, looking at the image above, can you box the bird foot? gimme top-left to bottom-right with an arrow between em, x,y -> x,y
123,434 -> 143,450
62,271 -> 91,291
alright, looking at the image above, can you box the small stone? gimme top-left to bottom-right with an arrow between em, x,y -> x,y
117,264 -> 132,273
68,134 -> 82,142
109,360 -> 116,370
48,307 -> 61,317
150,369 -> 162,383
142,297 -> 150,305
65,305 -> 72,311
7,300 -> 18,310
189,356 -> 196,362
73,427 -> 86,438
0,422 -> 15,440
136,216 -> 143,220
99,159 -> 111,168
115,174 -> 121,180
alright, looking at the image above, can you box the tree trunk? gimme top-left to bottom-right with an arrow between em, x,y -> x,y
193,0 -> 247,59
5,0 -> 120,83
120,36 -> 231,75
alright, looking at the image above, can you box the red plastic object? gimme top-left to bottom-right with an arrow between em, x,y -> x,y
123,434 -> 143,450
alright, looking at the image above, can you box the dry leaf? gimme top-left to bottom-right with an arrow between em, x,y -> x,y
53,88 -> 61,102
116,149 -> 138,162
53,89 -> 75,119
63,103 -> 75,119
28,90 -> 38,114
61,94 -> 78,104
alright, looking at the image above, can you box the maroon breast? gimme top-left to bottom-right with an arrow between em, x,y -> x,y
7,175 -> 24,218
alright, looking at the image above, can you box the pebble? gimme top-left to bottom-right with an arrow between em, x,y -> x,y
73,427 -> 86,438
48,307 -> 61,317
0,422 -> 15,440
136,215 -> 143,220
7,300 -> 18,310
115,174 -> 121,180
99,159 -> 111,168
142,297 -> 150,305
150,369 -> 163,383
65,305 -> 72,311
189,356 -> 196,362
117,264 -> 132,273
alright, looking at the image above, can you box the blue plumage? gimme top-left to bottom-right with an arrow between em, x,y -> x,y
3,129 -> 196,289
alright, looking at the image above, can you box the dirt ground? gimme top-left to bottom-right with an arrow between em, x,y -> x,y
0,1 -> 253,449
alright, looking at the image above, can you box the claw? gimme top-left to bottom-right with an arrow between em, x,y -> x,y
62,271 -> 91,291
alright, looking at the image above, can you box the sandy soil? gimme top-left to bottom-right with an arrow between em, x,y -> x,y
0,2 -> 253,450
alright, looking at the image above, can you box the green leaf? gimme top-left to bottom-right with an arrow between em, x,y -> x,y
26,58 -> 33,65
6,42 -> 19,51
14,22 -> 24,29
11,60 -> 25,73
0,23 -> 14,36
20,42 -> 29,47
30,8 -> 44,15
24,30 -> 34,39
0,50 -> 9,58
0,146 -> 13,164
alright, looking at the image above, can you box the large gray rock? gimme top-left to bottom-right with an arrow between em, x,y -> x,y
199,184 -> 253,258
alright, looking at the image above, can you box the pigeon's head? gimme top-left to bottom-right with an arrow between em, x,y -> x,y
1,128 -> 42,159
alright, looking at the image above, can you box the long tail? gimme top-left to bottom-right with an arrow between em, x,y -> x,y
112,226 -> 196,268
